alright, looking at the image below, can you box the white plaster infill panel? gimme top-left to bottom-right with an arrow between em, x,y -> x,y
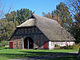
49,41 -> 55,50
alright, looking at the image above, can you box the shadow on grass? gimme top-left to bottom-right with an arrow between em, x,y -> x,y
20,51 -> 78,58
45,56 -> 78,60
0,53 -> 29,59
0,51 -> 78,59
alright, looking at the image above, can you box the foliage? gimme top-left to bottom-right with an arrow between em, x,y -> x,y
65,0 -> 80,43
66,0 -> 80,15
0,41 -> 9,47
42,12 -> 53,19
55,44 -> 60,47
70,24 -> 80,43
0,8 -> 33,41
60,43 -> 80,49
74,12 -> 80,25
54,2 -> 72,29
72,43 -> 80,49
42,12 -> 61,24
42,1 -> 80,43
74,13 -> 80,42
0,19 -> 16,41
16,9 -> 33,24
5,8 -> 33,25
60,45 -> 73,49
52,13 -> 61,24
42,2 -> 72,30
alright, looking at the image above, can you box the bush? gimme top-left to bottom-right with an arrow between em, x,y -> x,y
0,41 -> 9,47
72,44 -> 80,49
60,43 -> 80,49
55,44 -> 60,47
60,45 -> 73,49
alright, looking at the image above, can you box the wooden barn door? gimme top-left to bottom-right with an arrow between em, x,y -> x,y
9,42 -> 13,48
44,42 -> 48,49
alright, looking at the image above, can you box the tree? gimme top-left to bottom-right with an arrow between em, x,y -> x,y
5,11 -> 17,22
0,0 -> 5,18
5,8 -> 33,25
42,12 -> 53,19
0,19 -> 16,41
65,0 -> 80,43
5,11 -> 18,27
52,11 -> 61,24
0,0 -> 13,19
17,8 -> 33,24
54,2 -> 72,29
65,0 -> 80,15
42,12 -> 61,24
42,2 -> 72,30
0,8 -> 33,41
74,12 -> 80,27
70,23 -> 80,43
65,0 -> 80,27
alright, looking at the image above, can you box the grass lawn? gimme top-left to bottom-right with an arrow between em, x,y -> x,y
0,47 -> 79,60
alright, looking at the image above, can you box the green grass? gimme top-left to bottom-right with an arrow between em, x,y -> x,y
0,47 -> 79,60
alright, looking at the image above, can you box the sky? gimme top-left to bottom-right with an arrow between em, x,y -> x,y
2,0 -> 64,16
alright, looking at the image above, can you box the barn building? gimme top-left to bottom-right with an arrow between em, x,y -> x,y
9,14 -> 75,50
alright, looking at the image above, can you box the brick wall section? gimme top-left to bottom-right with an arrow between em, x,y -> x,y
13,40 -> 16,49
10,26 -> 49,49
18,39 -> 22,49
13,38 -> 22,49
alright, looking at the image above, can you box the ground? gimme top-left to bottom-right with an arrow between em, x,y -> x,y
0,47 -> 79,60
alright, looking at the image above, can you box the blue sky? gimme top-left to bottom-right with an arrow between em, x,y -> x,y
2,0 -> 64,16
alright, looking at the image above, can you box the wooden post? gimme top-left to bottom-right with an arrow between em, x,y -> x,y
22,38 -> 24,49
28,39 -> 29,49
13,40 -> 14,48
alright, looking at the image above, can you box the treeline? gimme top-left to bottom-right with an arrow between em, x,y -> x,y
0,8 -> 33,41
0,0 -> 80,43
42,1 -> 80,43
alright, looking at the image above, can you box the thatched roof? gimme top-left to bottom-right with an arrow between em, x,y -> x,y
17,19 -> 36,27
17,14 -> 75,41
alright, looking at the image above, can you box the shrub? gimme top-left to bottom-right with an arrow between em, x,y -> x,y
55,44 -> 60,47
0,41 -> 9,47
72,44 -> 80,49
60,45 -> 74,49
60,43 -> 80,49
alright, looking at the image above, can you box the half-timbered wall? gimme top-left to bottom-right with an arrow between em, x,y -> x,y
10,26 -> 49,49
